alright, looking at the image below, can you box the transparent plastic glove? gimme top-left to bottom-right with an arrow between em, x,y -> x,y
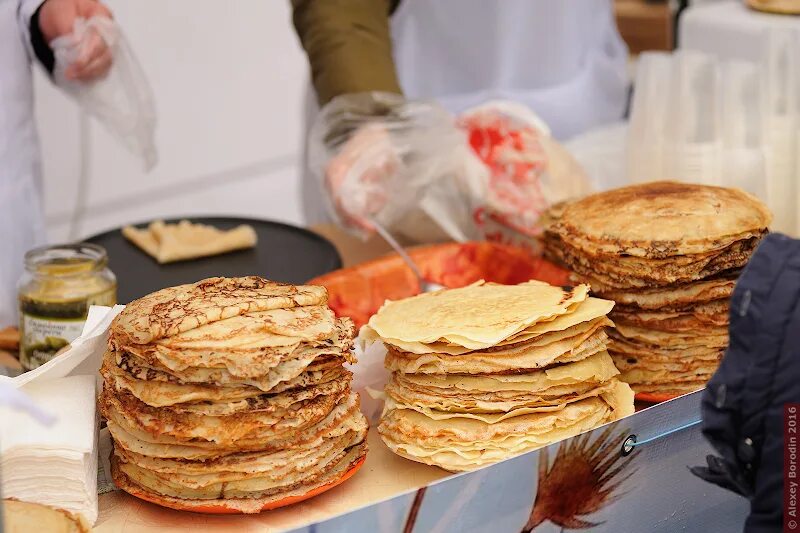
38,0 -> 113,81
324,123 -> 397,232
51,16 -> 157,170
309,92 -> 465,240
458,101 -> 592,237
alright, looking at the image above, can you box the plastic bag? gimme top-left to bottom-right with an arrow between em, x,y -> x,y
308,92 -> 475,242
455,101 -> 592,246
309,94 -> 590,244
52,17 -> 157,170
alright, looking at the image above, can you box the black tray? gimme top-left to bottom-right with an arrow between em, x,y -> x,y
86,217 -> 342,303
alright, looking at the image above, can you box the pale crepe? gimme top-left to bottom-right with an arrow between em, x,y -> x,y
609,340 -> 723,361
101,386 -> 349,445
612,299 -> 729,331
394,351 -> 619,394
612,312 -> 728,333
167,378 -> 350,417
384,351 -> 620,413
380,409 -> 607,472
620,367 -> 715,385
1,500 -> 89,533
113,441 -> 367,503
122,220 -> 257,264
385,328 -> 609,375
113,431 -> 366,499
558,237 -> 758,288
111,277 -> 328,345
127,317 -> 354,379
103,353 -> 351,408
364,299 -> 614,356
156,306 -> 337,349
611,353 -> 720,374
115,350 -> 347,392
105,391 -> 364,458
612,323 -> 728,348
378,381 -> 633,471
365,281 -> 590,349
115,429 -> 365,476
590,277 -> 735,310
384,380 -> 618,417
383,378 -> 627,423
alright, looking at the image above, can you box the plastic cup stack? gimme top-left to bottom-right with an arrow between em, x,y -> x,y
625,30 -> 800,237
761,29 -> 798,235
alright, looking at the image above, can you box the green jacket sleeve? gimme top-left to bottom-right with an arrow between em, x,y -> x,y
292,0 -> 403,106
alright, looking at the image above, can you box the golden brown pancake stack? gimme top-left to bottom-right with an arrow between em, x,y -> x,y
362,281 -> 634,472
100,277 -> 368,513
544,181 -> 772,397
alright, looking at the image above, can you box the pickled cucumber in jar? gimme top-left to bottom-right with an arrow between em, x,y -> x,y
18,244 -> 116,370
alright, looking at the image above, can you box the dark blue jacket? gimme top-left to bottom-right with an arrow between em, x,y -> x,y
694,233 -> 800,533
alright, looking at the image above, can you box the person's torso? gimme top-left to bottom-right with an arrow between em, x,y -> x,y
390,0 -> 629,139
0,0 -> 45,327
0,0 -> 39,184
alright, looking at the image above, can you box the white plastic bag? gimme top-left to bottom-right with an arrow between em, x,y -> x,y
455,101 -> 592,242
51,17 -> 157,170
309,94 -> 591,244
308,92 -> 473,242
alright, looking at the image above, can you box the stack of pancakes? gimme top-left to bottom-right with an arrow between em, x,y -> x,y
100,277 -> 368,513
362,281 -> 634,472
544,181 -> 771,397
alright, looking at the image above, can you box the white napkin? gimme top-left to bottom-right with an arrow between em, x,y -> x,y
0,375 -> 99,523
0,305 -> 123,525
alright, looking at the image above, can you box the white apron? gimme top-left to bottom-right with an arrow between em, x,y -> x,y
301,0 -> 629,225
0,0 -> 47,327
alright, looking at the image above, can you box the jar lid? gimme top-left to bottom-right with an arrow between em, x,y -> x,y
24,243 -> 109,276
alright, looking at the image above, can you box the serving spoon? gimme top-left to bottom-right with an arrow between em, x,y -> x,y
368,218 -> 445,293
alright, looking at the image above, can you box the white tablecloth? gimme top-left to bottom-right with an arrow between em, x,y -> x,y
680,0 -> 800,61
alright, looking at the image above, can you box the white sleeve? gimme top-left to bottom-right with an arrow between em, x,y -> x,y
17,0 -> 47,61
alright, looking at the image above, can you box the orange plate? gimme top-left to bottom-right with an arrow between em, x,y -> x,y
635,392 -> 682,404
308,242 -> 571,328
124,456 -> 366,514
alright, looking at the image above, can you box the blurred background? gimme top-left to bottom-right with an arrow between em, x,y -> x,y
33,0 -> 798,241
33,0 -> 679,243
36,1 -> 309,242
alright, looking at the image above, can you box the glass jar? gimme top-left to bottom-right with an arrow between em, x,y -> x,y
18,243 -> 117,370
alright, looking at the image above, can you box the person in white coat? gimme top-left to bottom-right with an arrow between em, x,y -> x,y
0,0 -> 113,327
293,0 -> 629,232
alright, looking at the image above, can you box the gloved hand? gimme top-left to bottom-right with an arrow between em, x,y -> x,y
324,123 -> 397,233
690,454 -> 752,498
309,92 -> 462,239
38,0 -> 113,81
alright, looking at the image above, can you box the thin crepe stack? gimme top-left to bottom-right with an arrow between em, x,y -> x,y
100,277 -> 368,513
544,181 -> 772,398
362,281 -> 634,472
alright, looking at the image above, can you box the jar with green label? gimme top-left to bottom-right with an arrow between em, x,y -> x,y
18,243 -> 117,370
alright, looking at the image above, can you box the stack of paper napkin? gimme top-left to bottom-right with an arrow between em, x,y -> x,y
0,374 -> 98,524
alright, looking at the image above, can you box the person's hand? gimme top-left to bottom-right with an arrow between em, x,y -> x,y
38,0 -> 113,81
324,123 -> 399,233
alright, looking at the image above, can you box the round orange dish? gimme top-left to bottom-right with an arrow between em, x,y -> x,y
308,242 -> 571,328
124,456 -> 366,514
